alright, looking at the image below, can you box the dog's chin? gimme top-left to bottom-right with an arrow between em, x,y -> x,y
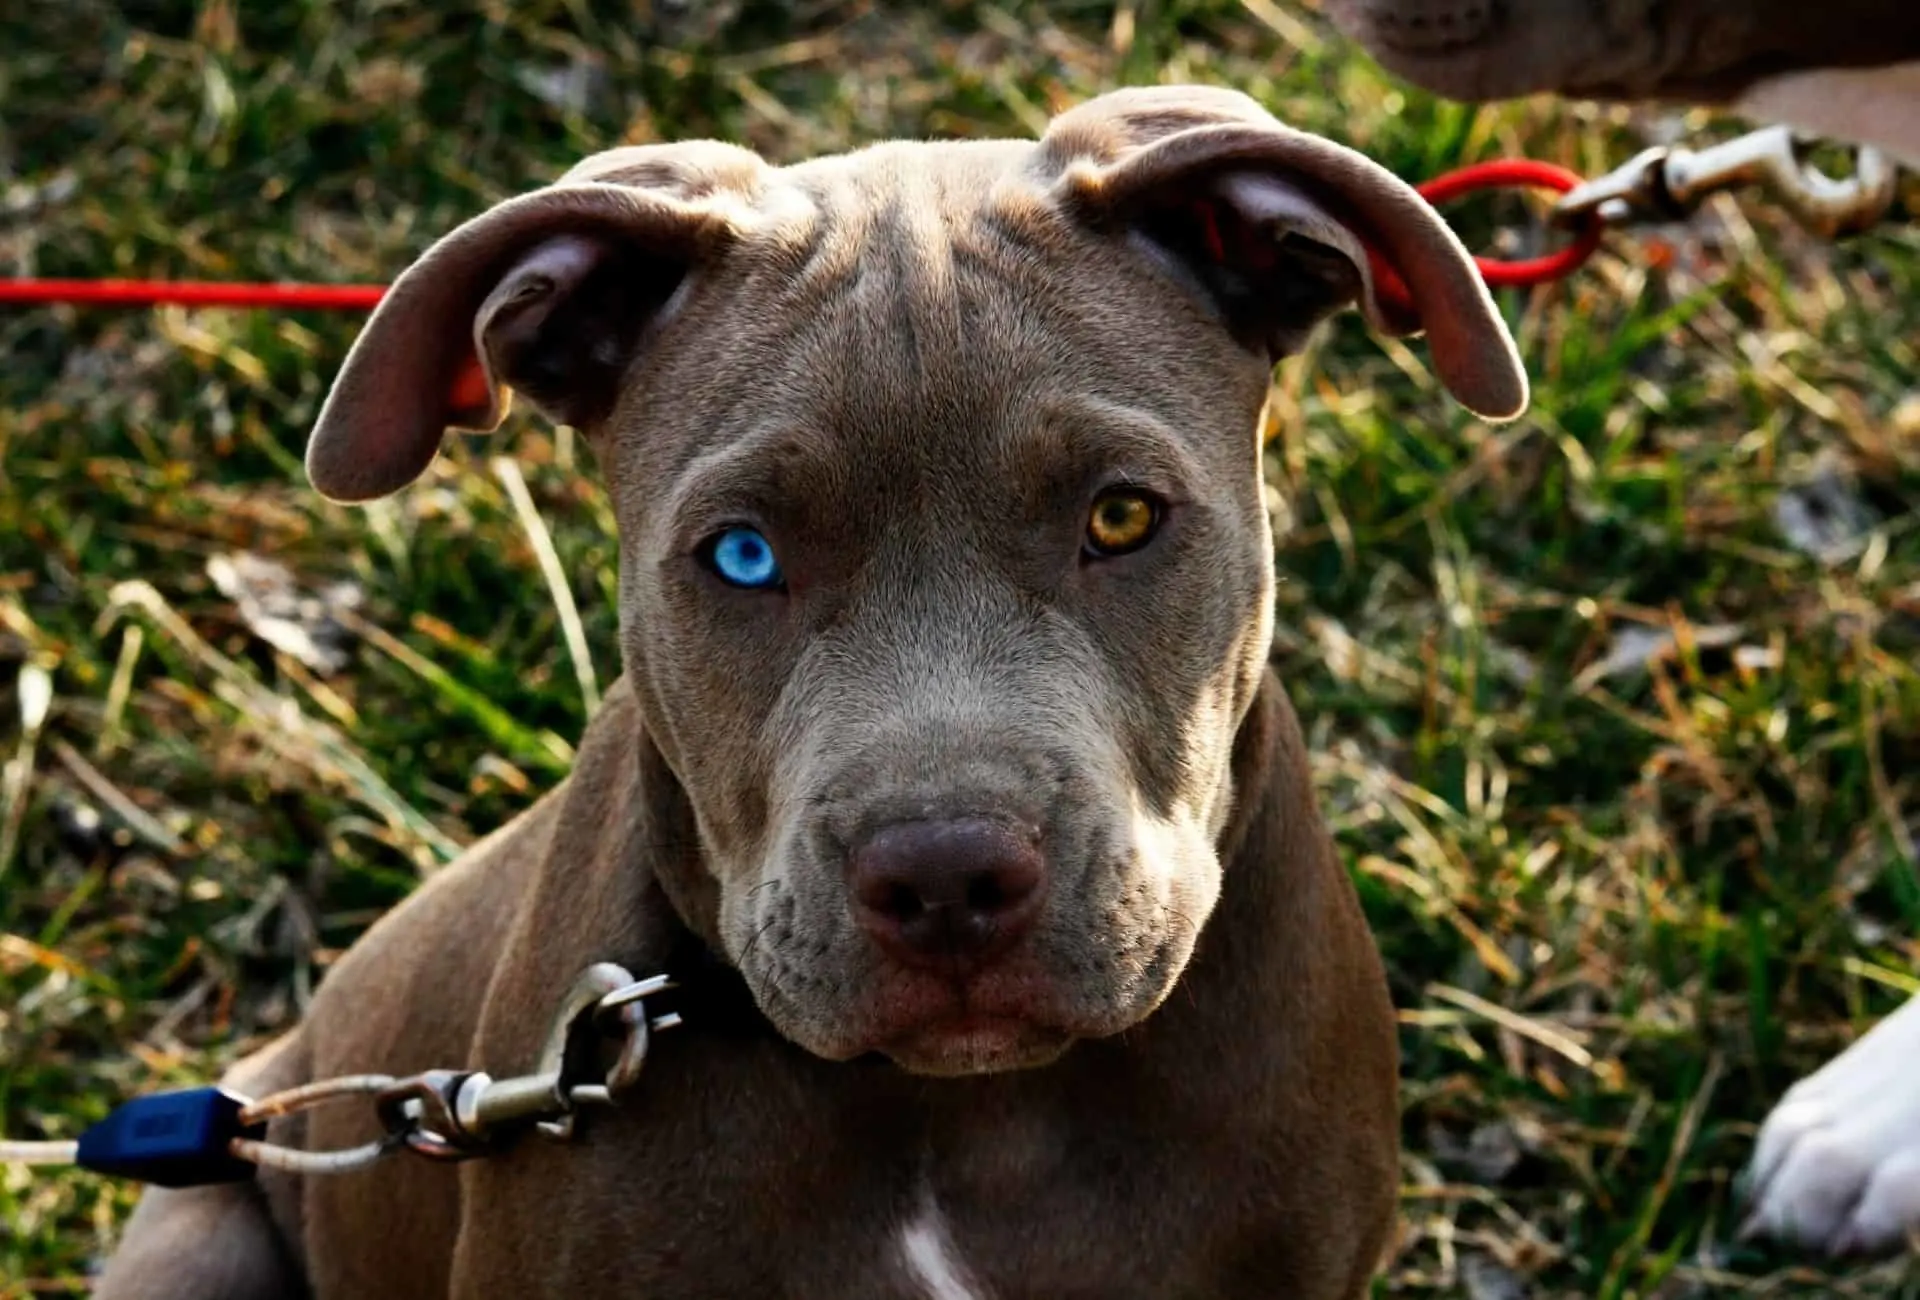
877,1017 -> 1076,1077
771,987 -> 1146,1076
748,926 -> 1200,1075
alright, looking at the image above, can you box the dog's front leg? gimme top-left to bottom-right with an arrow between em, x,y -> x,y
90,1179 -> 307,1300
91,1035 -> 310,1300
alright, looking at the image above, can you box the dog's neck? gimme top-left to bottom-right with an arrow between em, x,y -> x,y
649,919 -> 770,1040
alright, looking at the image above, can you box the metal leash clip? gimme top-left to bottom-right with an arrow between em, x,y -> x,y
0,962 -> 690,1185
1552,125 -> 1900,239
374,963 -> 683,1162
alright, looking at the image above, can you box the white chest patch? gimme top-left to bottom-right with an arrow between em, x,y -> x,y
897,1193 -> 987,1300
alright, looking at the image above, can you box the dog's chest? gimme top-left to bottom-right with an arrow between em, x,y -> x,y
439,1043 -> 1268,1299
449,1166 -> 1214,1300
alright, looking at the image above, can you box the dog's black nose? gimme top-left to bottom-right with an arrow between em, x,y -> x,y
848,818 -> 1045,971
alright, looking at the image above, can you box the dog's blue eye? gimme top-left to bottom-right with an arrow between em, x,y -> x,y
706,526 -> 784,589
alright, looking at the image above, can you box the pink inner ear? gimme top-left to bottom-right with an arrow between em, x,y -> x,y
447,350 -> 491,421
1190,191 -> 1416,332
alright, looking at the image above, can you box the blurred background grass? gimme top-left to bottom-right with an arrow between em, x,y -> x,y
2,1 -> 1918,1295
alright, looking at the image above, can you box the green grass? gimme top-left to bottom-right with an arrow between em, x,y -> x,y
2,1 -> 1918,1295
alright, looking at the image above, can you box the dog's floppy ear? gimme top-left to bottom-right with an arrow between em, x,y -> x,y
1040,85 -> 1527,421
306,142 -> 771,503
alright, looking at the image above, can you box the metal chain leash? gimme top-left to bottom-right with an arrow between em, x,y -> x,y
0,963 -> 684,1186
1357,125 -> 1901,324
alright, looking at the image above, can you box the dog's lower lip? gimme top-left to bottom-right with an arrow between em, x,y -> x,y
859,983 -> 1059,1046
926,1013 -> 1028,1042
947,1013 -> 1011,1031
876,1002 -> 1049,1043
876,1012 -> 1073,1075
864,977 -> 1054,1034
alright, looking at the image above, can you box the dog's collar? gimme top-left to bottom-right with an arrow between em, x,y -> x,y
647,928 -> 770,1040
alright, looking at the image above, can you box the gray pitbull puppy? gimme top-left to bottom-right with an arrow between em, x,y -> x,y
91,85 -> 1525,1299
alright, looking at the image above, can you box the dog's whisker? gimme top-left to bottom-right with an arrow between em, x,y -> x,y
735,913 -> 786,1012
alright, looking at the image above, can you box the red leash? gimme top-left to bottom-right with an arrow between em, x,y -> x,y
0,279 -> 386,310
1366,157 -> 1601,321
0,160 -> 1600,317
1414,158 -> 1600,286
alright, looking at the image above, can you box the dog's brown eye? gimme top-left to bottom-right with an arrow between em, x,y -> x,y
1085,489 -> 1161,557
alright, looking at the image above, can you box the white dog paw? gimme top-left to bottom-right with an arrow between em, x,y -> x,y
1741,990 -> 1920,1257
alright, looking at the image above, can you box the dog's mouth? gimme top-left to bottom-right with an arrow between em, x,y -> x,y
875,1010 -> 1076,1077
848,964 -> 1139,1076
741,940 -> 1182,1077
729,814 -> 1216,1075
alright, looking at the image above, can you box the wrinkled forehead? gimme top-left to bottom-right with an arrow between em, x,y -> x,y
616,140 -> 1269,501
